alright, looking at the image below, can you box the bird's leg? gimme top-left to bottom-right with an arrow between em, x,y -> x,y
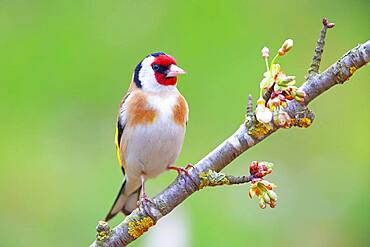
137,175 -> 154,206
136,175 -> 157,218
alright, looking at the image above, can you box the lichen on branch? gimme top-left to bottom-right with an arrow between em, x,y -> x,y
127,214 -> 155,239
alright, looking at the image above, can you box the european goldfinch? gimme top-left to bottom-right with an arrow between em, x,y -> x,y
105,52 -> 188,221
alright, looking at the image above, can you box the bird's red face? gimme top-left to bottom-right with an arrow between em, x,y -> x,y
133,52 -> 186,91
151,54 -> 186,86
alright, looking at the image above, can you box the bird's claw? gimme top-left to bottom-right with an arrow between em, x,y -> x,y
185,163 -> 195,170
167,164 -> 198,190
167,163 -> 194,176
137,193 -> 154,207
170,166 -> 189,176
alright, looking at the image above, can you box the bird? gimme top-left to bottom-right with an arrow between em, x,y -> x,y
105,52 -> 189,221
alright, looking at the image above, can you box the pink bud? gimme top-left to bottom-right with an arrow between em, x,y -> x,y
322,18 -> 335,28
327,22 -> 335,28
250,161 -> 259,175
322,18 -> 328,25
261,47 -> 270,58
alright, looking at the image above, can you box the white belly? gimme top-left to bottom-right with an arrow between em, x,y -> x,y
125,94 -> 186,179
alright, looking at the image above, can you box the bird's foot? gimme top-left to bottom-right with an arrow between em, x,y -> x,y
167,163 -> 194,176
168,166 -> 189,176
136,192 -> 157,218
185,163 -> 195,170
167,164 -> 197,189
137,193 -> 154,206
137,193 -> 154,207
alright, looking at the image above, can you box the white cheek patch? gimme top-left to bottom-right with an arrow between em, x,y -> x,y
139,56 -> 156,88
139,56 -> 177,93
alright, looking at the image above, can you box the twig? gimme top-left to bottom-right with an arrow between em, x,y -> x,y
90,37 -> 370,246
306,18 -> 335,79
198,170 -> 254,190
245,94 -> 255,128
246,94 -> 253,116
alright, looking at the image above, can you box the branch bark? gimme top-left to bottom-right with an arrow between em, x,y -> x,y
90,38 -> 370,246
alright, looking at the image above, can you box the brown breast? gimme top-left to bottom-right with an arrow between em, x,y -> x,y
127,91 -> 157,126
173,94 -> 188,126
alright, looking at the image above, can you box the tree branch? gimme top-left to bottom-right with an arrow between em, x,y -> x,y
90,36 -> 370,246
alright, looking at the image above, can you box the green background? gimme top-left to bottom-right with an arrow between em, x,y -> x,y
1,0 -> 369,246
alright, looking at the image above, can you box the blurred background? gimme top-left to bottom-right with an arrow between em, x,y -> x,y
1,0 -> 369,246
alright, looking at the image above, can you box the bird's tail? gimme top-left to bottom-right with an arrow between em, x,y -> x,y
105,180 -> 141,221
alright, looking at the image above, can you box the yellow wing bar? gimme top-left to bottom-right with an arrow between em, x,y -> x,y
115,126 -> 122,166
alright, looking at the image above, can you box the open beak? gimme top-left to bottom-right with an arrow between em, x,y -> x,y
166,64 -> 186,78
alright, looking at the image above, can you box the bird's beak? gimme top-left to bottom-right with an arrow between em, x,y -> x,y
166,64 -> 186,78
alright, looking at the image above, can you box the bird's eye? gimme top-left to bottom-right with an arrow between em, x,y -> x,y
152,64 -> 160,71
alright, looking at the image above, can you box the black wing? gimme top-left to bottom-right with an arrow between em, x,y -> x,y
115,93 -> 130,175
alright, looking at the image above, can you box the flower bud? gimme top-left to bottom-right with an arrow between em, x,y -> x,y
259,198 -> 266,209
294,95 -> 305,102
249,178 -> 277,209
263,192 -> 271,203
256,99 -> 273,123
266,162 -> 273,169
248,189 -> 255,198
296,90 -> 305,98
282,39 -> 293,50
261,47 -> 270,58
279,76 -> 296,86
261,180 -> 275,190
323,18 -> 335,28
267,190 -> 277,201
278,48 -> 284,56
278,39 -> 293,56
250,161 -> 259,175
326,22 -> 335,28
